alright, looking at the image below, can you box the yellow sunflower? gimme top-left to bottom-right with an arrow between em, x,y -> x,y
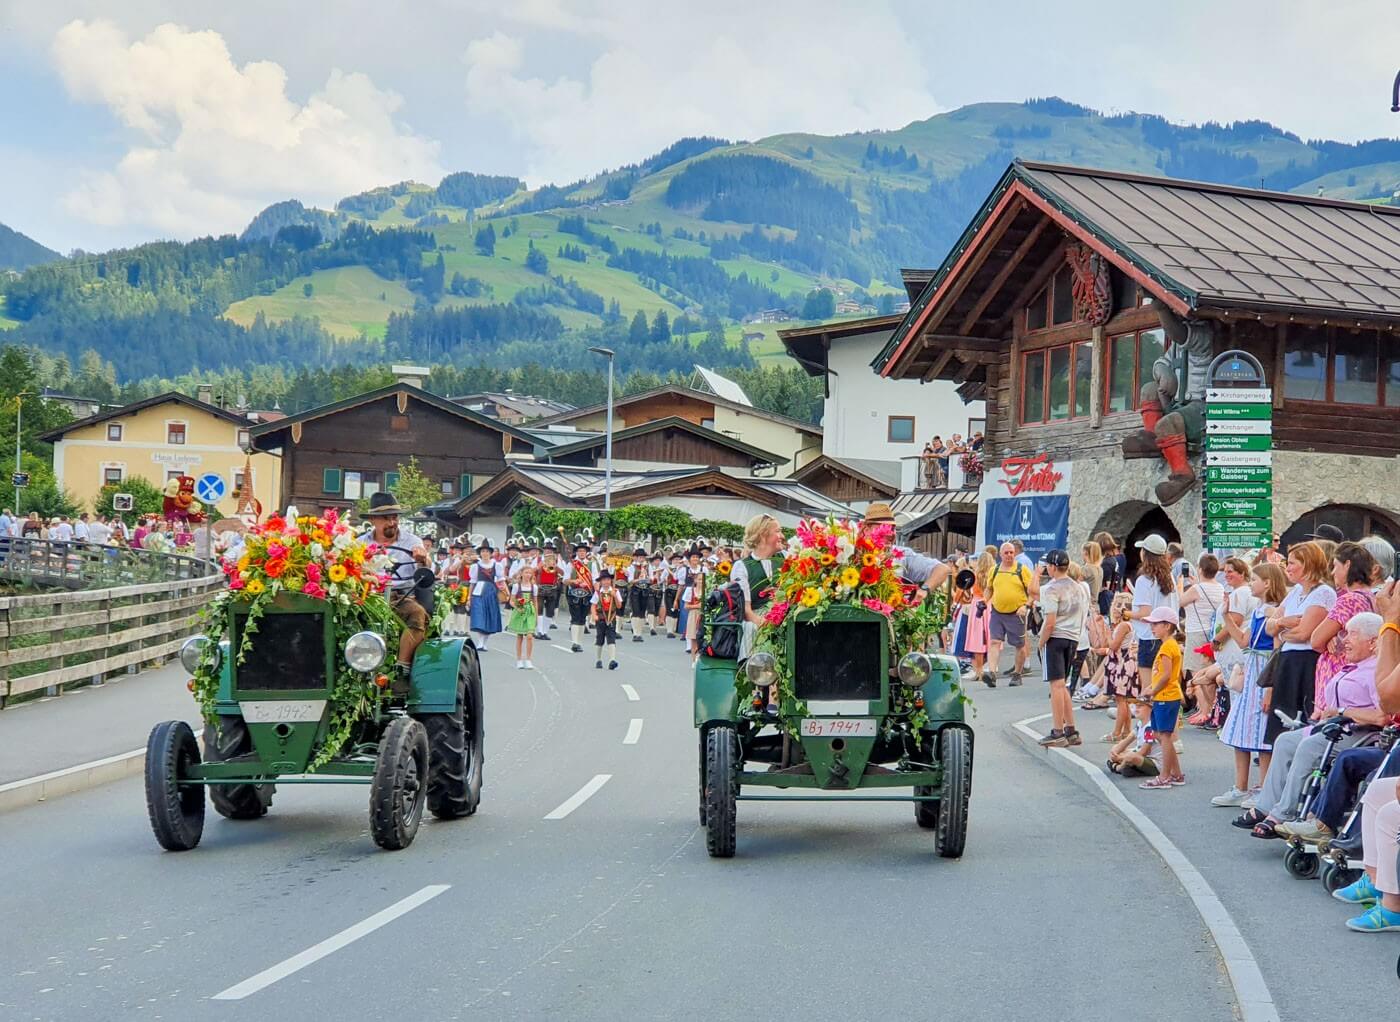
861,551 -> 878,568
799,587 -> 821,607
245,578 -> 266,595
819,551 -> 836,566
328,563 -> 348,583
839,566 -> 860,588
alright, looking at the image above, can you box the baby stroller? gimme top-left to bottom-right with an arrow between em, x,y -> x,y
1316,724 -> 1400,893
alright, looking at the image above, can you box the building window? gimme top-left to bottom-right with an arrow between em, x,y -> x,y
103,466 -> 124,485
237,428 -> 251,448
107,423 -> 123,442
343,471 -> 382,500
233,469 -> 248,492
440,479 -> 455,495
167,469 -> 184,484
167,422 -> 186,445
1025,264 -> 1082,333
887,415 -> 916,443
1021,341 -> 1093,425
1285,326 -> 1384,405
1106,328 -> 1166,414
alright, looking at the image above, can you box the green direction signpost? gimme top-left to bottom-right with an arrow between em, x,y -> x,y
1203,354 -> 1272,551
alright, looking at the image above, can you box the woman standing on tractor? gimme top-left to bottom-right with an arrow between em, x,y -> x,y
735,514 -> 785,661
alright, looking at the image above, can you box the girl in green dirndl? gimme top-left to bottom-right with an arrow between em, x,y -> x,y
510,565 -> 540,669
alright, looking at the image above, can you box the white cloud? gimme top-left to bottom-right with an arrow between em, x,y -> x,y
461,1 -> 941,186
50,19 -> 444,236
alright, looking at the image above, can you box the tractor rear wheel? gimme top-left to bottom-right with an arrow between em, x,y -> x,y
420,648 -> 484,819
704,725 -> 739,858
935,727 -> 972,859
206,716 -> 275,820
370,718 -> 429,851
145,720 -> 205,851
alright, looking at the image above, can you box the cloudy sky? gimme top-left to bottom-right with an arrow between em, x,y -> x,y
1,0 -> 1397,252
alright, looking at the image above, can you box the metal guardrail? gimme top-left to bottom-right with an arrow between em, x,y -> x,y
0,537 -> 223,707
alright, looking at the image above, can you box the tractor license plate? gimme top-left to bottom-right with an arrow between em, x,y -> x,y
800,718 -> 876,738
241,700 -> 327,723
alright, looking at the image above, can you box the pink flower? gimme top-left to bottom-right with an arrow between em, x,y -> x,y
863,598 -> 894,616
324,509 -> 339,527
764,600 -> 791,626
229,576 -> 245,590
266,541 -> 288,560
302,581 -> 326,600
305,563 -> 322,583
866,523 -> 895,548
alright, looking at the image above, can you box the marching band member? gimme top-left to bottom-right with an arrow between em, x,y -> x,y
592,569 -> 621,670
536,544 -> 563,639
564,540 -> 595,652
626,547 -> 650,642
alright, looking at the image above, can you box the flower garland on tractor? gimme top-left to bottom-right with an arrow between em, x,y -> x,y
191,510 -> 417,771
743,517 -> 951,736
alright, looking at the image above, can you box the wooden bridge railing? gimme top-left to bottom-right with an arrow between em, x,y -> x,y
0,538 -> 223,707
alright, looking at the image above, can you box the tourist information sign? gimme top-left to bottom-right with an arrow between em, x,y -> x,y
1203,353 -> 1272,549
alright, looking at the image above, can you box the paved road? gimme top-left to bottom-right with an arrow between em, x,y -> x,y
0,628 -> 1373,1021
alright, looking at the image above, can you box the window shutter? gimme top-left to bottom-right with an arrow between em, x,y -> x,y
385,471 -> 401,492
322,467 -> 342,493
460,474 -> 473,496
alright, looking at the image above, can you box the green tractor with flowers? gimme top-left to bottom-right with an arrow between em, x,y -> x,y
692,517 -> 972,859
144,509 -> 483,853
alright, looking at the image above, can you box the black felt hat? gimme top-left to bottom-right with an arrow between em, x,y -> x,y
366,492 -> 405,516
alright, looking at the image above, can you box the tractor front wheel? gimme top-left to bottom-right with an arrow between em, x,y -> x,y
914,732 -> 938,829
704,725 -> 739,858
206,716 -> 274,820
370,718 -> 429,851
420,649 -> 484,820
145,720 -> 205,851
935,727 -> 972,859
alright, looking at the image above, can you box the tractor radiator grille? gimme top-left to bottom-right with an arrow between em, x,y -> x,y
792,620 -> 882,702
232,612 -> 328,691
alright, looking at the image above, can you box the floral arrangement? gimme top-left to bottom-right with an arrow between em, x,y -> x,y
193,510 -> 402,770
959,450 -> 985,476
744,517 -> 953,735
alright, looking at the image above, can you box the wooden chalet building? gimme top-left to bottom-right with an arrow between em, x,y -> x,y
248,383 -> 537,516
538,417 -> 786,473
876,160 -> 1400,558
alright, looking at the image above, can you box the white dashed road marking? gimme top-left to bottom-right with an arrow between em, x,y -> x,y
621,684 -> 640,701
544,774 -> 612,820
623,718 -> 643,745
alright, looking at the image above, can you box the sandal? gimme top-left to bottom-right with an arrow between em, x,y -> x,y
1107,760 -> 1121,774
1250,819 -> 1281,840
1231,808 -> 1265,830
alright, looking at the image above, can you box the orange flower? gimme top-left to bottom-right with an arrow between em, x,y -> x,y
861,551 -> 878,568
264,557 -> 287,579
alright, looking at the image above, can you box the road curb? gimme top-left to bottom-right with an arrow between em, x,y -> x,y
1009,715 -> 1279,1022
0,747 -> 145,814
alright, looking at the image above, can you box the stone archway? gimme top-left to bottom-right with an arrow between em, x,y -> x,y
1279,503 -> 1400,553
1090,500 -> 1182,577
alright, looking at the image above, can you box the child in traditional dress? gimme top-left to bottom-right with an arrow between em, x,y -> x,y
683,549 -> 705,661
509,565 -> 540,669
591,570 -> 621,670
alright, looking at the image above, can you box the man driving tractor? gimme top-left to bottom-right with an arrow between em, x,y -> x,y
360,491 -> 430,690
862,502 -> 953,595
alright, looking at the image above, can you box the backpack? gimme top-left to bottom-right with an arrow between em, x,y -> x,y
704,582 -> 745,659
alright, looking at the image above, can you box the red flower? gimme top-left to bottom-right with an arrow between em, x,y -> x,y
299,534 -> 311,545
859,565 -> 880,586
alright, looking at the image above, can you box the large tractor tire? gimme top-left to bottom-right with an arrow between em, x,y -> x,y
145,720 -> 205,852
419,648 -> 484,820
704,725 -> 739,858
370,717 -> 429,851
205,716 -> 275,820
935,727 -> 972,859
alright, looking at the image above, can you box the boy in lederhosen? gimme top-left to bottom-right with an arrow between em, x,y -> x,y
626,547 -> 650,642
591,569 -> 621,670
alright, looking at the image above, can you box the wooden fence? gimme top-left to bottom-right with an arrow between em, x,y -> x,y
0,538 -> 223,707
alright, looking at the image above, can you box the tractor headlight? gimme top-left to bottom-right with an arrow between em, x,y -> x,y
745,651 -> 778,688
898,651 -> 932,686
344,631 -> 388,673
179,635 -> 217,674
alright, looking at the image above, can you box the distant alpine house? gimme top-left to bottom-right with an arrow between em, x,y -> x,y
876,159 -> 1400,562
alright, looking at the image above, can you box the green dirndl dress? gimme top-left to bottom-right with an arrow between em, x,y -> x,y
507,587 -> 538,636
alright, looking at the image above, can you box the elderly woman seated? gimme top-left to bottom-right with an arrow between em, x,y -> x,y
1238,612 -> 1387,838
1332,777 -> 1400,931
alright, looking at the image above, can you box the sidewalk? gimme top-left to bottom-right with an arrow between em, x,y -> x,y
1016,702 -> 1398,1020
0,662 -> 202,787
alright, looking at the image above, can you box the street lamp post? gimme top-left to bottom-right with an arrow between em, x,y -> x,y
13,391 -> 30,514
1392,69 -> 1400,112
588,346 -> 615,510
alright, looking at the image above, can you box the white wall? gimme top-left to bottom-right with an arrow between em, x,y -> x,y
824,329 -> 985,462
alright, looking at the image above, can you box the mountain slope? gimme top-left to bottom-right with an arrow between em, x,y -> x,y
0,223 -> 59,272
6,98 -> 1400,379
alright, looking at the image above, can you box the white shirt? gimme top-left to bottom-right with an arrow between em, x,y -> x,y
1130,575 -> 1179,641
1281,583 -> 1337,652
1216,584 -> 1259,665
1182,578 -> 1226,635
361,528 -> 426,591
87,521 -> 111,545
74,520 -> 90,541
51,522 -> 74,542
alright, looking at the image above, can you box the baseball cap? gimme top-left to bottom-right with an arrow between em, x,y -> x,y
1144,606 -> 1179,625
1306,524 -> 1345,543
1134,534 -> 1168,556
1044,549 -> 1070,568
